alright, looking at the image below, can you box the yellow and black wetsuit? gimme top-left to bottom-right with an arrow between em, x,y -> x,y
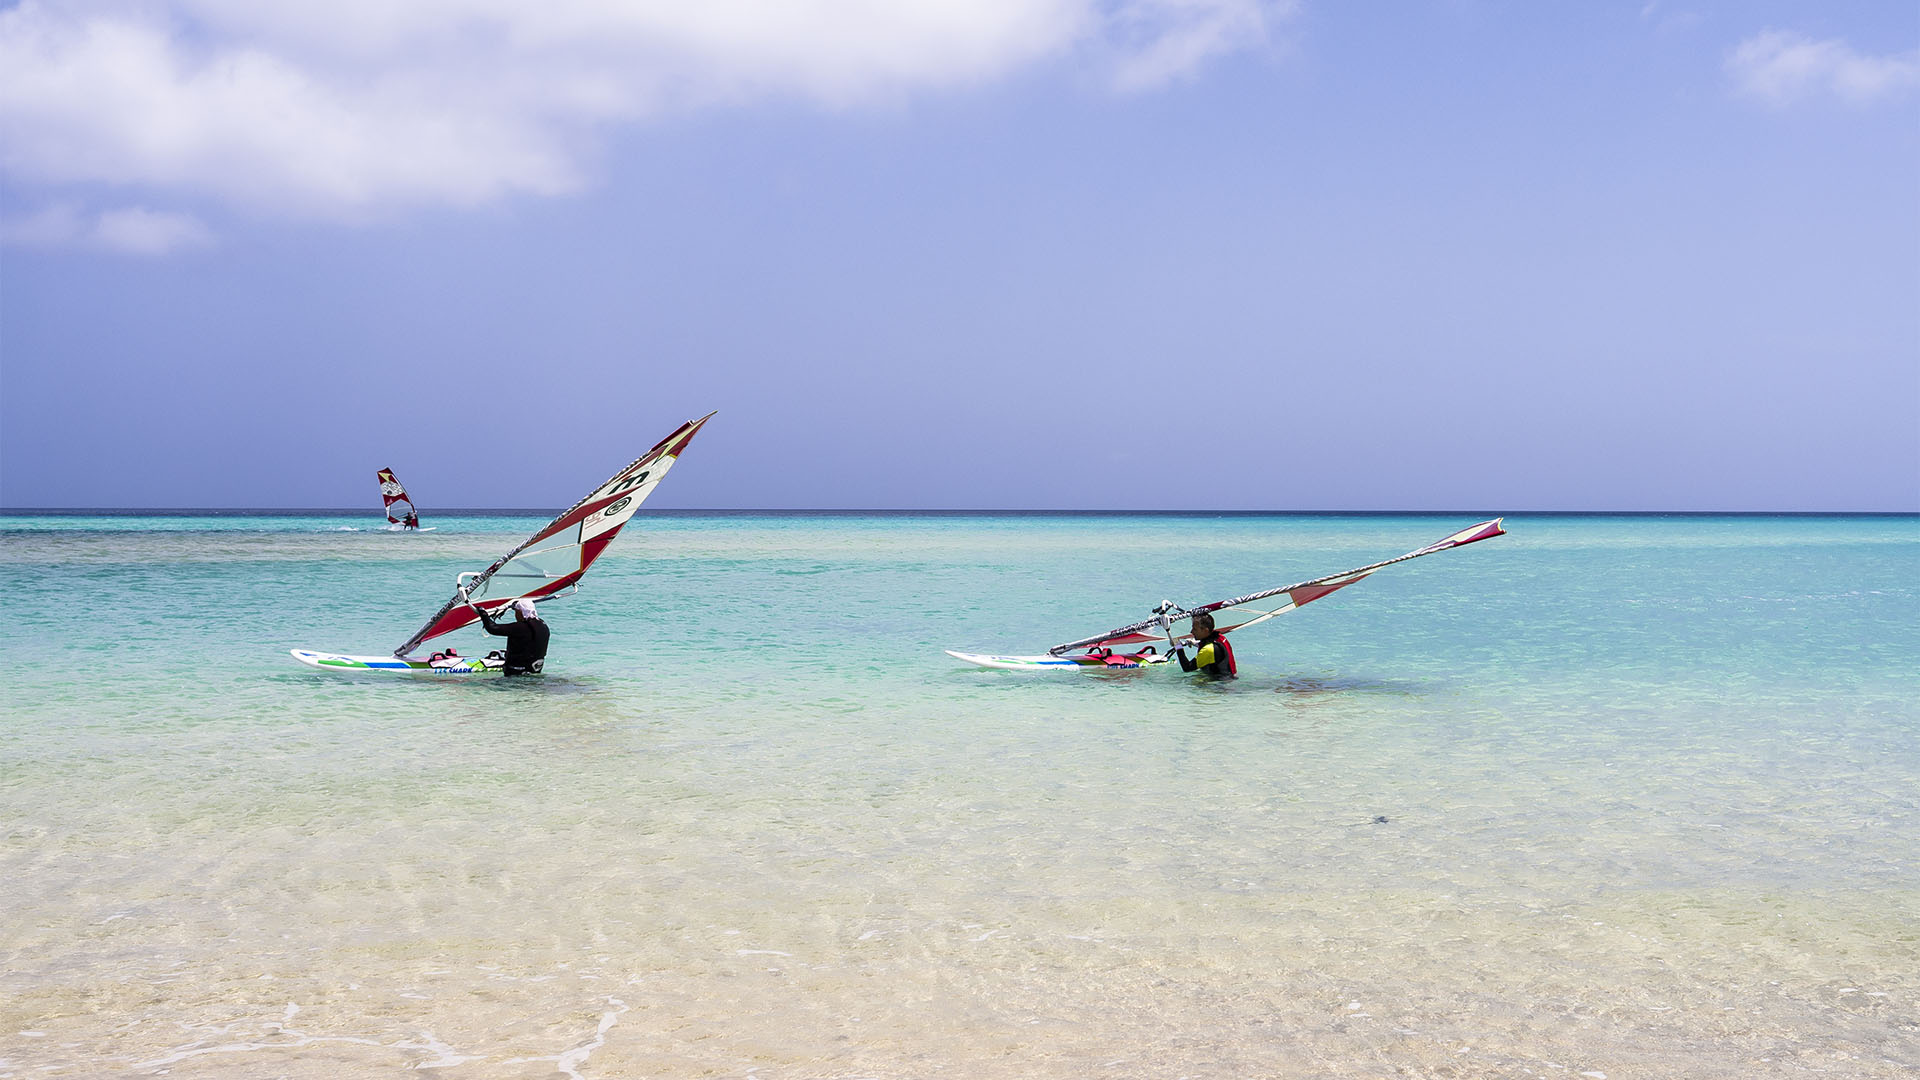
1177,633 -> 1237,678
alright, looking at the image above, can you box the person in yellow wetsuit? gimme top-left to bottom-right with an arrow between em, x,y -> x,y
1174,611 -> 1237,678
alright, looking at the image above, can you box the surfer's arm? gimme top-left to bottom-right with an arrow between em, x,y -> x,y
460,586 -> 499,633
1175,646 -> 1198,672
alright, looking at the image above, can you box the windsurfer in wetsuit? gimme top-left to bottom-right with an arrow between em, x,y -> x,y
402,511 -> 419,530
471,596 -> 550,675
1174,611 -> 1236,678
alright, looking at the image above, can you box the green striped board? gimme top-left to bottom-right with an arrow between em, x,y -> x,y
290,649 -> 503,676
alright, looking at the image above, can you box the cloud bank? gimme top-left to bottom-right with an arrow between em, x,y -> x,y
1727,30 -> 1920,106
0,0 -> 1292,240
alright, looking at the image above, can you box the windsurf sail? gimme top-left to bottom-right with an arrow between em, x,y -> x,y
391,412 -> 715,657
1048,518 -> 1507,656
377,468 -> 418,526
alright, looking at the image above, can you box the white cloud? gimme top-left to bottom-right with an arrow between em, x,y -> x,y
0,201 -> 84,247
0,201 -> 213,254
1637,2 -> 1702,38
1105,0 -> 1283,93
0,0 -> 1292,227
1727,30 -> 1920,106
92,206 -> 216,254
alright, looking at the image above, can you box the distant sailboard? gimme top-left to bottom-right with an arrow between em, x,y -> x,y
947,518 -> 1507,671
295,412 -> 715,675
377,467 -> 429,529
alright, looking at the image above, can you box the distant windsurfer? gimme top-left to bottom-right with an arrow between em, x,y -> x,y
402,510 -> 419,530
1174,611 -> 1236,678
466,593 -> 549,676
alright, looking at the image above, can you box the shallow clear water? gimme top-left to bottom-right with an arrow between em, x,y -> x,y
2,513 -> 1916,1078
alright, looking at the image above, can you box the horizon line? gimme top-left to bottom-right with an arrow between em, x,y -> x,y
2,507 -> 1915,517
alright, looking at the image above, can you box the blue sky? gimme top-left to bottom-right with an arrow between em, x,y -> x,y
2,0 -> 1916,510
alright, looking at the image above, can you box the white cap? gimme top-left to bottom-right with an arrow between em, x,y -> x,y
513,598 -> 539,620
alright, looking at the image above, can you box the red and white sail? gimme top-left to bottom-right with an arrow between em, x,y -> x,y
1049,518 -> 1507,656
393,412 -> 715,657
377,468 -> 418,526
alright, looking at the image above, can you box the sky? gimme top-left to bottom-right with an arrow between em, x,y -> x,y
1,0 -> 1916,511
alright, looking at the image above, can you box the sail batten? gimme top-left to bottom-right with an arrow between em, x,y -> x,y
391,412 -> 714,657
1047,518 -> 1506,656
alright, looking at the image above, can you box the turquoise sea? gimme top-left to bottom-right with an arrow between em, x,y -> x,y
1,512 -> 1916,1078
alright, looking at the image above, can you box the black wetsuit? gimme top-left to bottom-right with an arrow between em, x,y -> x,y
1176,632 -> 1236,678
478,610 -> 550,675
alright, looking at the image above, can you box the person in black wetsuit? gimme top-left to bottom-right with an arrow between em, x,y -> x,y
1175,611 -> 1236,678
473,596 -> 550,676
